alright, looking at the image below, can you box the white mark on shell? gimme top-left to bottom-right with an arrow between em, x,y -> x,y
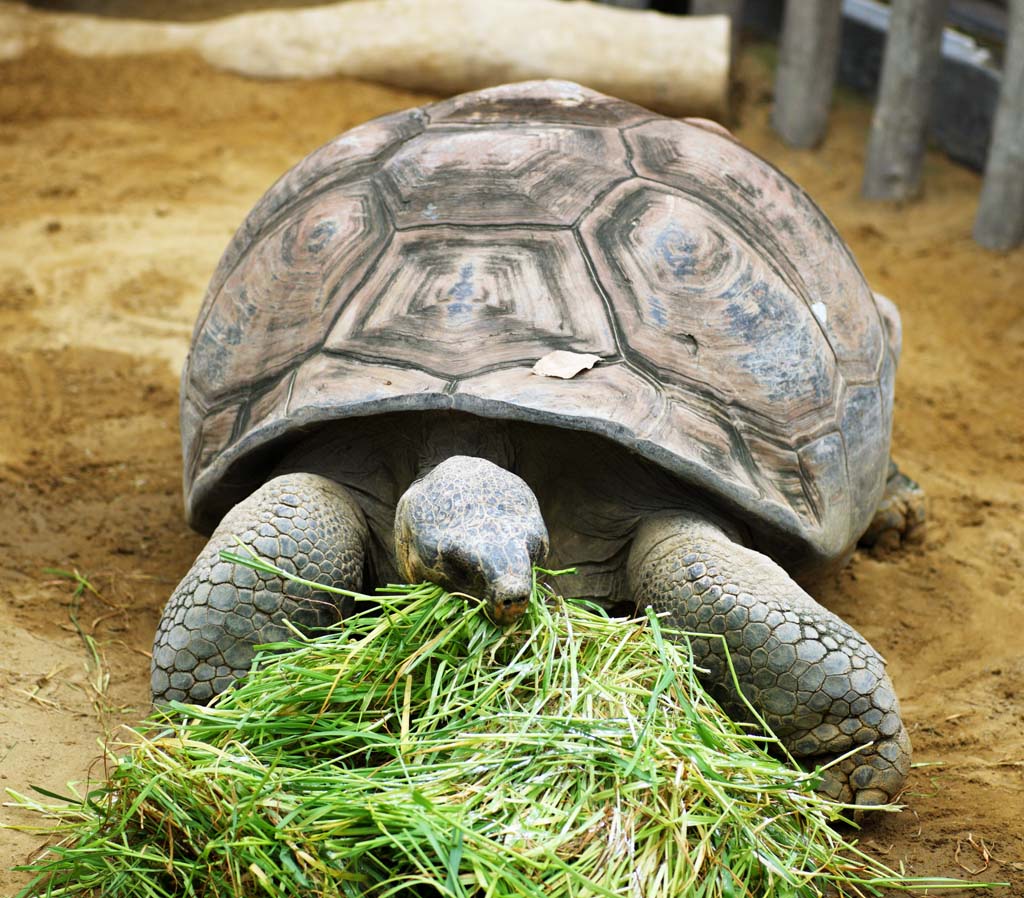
811,301 -> 828,325
549,82 -> 586,106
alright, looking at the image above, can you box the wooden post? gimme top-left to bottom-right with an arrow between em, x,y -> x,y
862,0 -> 949,201
772,0 -> 843,148
974,0 -> 1024,250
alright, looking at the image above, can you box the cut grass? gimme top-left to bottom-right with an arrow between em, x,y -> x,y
42,568 -> 119,737
7,558 -> 1000,897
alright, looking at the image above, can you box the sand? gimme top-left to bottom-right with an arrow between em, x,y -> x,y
0,41 -> 1021,897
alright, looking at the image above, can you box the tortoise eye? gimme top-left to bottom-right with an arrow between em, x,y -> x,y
527,533 -> 550,562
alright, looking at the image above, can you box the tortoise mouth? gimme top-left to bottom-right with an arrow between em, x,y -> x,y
486,594 -> 530,627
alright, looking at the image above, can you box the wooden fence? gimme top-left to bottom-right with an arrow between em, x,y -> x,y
599,0 -> 1024,251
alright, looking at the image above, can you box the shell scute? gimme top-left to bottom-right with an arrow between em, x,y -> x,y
194,404 -> 239,482
198,107 -> 426,328
626,119 -> 884,382
238,371 -> 295,449
324,227 -> 617,378
581,182 -> 836,428
378,125 -> 629,227
288,354 -> 449,420
647,396 -> 761,501
427,79 -> 655,128
838,383 -> 889,530
738,428 -> 816,533
189,181 -> 389,401
179,394 -> 205,487
797,431 -> 852,539
453,362 -> 661,438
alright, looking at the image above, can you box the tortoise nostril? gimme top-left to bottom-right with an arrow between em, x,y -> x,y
489,592 -> 529,626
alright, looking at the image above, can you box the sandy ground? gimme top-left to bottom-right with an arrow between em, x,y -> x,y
0,39 -> 1021,897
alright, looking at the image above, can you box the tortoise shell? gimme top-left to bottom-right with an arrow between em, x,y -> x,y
181,80 -> 896,566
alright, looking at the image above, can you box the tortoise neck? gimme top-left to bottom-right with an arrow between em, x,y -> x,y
416,413 -> 515,476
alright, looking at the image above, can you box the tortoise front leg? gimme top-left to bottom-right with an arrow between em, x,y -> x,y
152,473 -> 368,704
628,512 -> 911,806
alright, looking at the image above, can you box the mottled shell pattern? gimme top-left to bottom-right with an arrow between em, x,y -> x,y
182,81 -> 896,566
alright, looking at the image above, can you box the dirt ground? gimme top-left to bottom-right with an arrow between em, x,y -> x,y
0,35 -> 1021,898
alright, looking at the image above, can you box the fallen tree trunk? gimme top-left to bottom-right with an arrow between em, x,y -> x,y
0,0 -> 731,118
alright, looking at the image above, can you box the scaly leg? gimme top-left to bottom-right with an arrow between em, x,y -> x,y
628,512 -> 911,805
152,473 -> 368,704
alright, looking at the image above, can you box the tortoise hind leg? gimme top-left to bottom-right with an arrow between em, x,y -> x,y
628,511 -> 910,806
152,473 -> 368,704
859,460 -> 926,552
864,294 -> 924,549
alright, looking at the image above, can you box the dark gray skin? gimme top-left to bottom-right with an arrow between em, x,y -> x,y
395,455 -> 549,625
152,412 -> 922,806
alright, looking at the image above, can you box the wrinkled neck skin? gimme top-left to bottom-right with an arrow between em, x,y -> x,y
277,412 -> 752,610
416,414 -> 517,476
400,416 -> 746,615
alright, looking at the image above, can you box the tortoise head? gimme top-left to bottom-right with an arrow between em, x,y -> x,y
394,456 -> 549,625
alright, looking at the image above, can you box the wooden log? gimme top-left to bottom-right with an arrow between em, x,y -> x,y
862,0 -> 949,201
974,0 -> 1024,250
690,0 -> 744,17
0,0 -> 730,118
772,0 -> 843,148
690,0 -> 743,57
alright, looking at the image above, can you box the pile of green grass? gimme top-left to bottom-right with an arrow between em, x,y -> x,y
10,559 -> 978,897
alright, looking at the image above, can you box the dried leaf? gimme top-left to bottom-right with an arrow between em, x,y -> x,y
531,351 -> 602,379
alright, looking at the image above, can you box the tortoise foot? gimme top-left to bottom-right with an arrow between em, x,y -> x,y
810,727 -> 912,808
861,461 -> 926,553
152,473 -> 367,704
628,511 -> 911,806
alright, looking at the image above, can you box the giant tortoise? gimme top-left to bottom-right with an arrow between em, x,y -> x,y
153,80 -> 924,806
